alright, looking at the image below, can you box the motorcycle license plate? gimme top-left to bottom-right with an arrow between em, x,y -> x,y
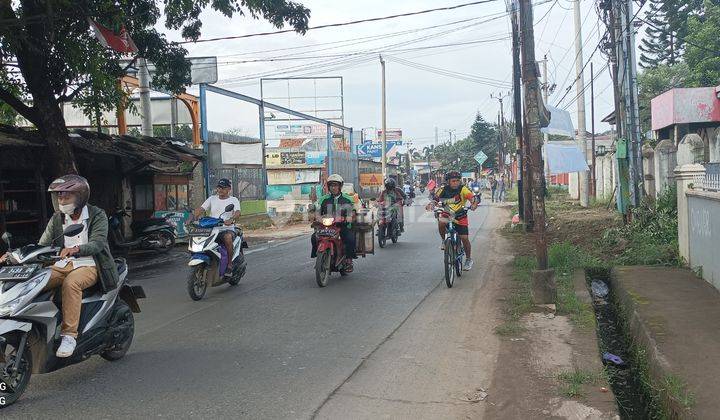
318,228 -> 337,236
188,227 -> 213,237
0,264 -> 40,281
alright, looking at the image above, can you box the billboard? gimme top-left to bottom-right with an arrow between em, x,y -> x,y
377,129 -> 402,140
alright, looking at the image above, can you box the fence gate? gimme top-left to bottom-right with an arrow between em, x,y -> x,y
208,167 -> 266,200
329,150 -> 358,189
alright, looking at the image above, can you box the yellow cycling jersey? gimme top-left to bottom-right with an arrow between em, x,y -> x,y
433,185 -> 475,215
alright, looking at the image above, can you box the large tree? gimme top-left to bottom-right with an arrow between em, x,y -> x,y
637,62 -> 688,135
0,1 -> 310,177
639,0 -> 681,68
685,0 -> 720,87
432,113 -> 498,172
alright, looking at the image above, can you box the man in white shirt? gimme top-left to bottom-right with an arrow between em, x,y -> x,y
191,178 -> 242,275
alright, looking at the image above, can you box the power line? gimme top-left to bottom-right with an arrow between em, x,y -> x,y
385,55 -> 512,87
179,0 -> 500,44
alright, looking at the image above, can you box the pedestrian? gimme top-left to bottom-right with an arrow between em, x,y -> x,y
498,174 -> 507,202
489,175 -> 497,202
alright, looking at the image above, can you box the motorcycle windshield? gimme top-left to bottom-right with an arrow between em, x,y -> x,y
198,217 -> 222,228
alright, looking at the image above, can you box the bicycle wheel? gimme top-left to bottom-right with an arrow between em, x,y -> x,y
455,239 -> 464,277
444,238 -> 456,288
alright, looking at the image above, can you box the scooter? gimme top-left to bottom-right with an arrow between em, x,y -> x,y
0,225 -> 145,408
108,209 -> 176,253
376,204 -> 401,248
312,216 -> 351,287
186,204 -> 248,301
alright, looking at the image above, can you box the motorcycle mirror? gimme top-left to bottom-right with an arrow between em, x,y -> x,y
1,231 -> 12,248
224,204 -> 235,212
63,224 -> 85,237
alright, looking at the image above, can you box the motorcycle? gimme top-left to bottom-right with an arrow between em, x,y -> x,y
0,224 -> 145,408
472,185 -> 482,203
108,209 -> 176,254
376,203 -> 401,248
186,204 -> 248,301
312,216 -> 351,287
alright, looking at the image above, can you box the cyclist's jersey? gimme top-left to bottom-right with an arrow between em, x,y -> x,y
433,184 -> 475,224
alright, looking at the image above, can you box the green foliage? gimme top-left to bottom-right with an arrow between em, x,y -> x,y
639,0 -> 683,68
494,256 -> 535,336
603,186 -> 681,266
433,113 -> 498,171
557,369 -> 602,398
664,374 -> 696,409
685,0 -> 720,86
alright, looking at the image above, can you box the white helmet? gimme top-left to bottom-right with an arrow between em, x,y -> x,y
327,174 -> 344,186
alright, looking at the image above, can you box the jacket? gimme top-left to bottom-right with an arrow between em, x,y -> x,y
377,188 -> 406,205
39,205 -> 119,292
317,193 -> 355,228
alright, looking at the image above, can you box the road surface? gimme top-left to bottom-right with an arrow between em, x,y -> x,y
4,198 -> 506,419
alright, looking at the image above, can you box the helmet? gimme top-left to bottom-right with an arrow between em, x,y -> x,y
384,178 -> 396,189
216,178 -> 231,189
445,171 -> 461,181
48,174 -> 90,213
327,174 -> 344,186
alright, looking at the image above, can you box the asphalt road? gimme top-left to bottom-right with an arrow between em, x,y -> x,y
4,198 -> 494,419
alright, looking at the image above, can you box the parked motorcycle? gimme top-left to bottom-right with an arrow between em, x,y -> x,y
312,216 -> 351,287
376,204 -> 401,248
0,225 -> 145,408
186,204 -> 248,301
108,209 -> 176,254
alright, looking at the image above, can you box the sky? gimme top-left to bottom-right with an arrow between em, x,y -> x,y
158,0 -> 630,147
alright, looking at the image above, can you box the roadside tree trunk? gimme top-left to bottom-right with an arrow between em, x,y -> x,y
34,96 -> 78,177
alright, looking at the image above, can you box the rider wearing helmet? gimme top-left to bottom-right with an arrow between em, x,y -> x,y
428,171 -> 478,271
377,178 -> 407,232
311,174 -> 357,271
1,175 -> 119,358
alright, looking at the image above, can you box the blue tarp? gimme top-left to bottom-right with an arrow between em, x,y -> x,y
545,144 -> 589,175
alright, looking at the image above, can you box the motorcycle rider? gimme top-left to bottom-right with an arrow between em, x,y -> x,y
1,174 -> 119,358
311,174 -> 357,272
377,178 -> 407,232
427,171 -> 479,271
190,178 -> 241,276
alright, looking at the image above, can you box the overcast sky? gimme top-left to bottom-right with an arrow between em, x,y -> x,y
162,0 -> 629,147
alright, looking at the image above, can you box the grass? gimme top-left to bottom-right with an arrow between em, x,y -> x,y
548,242 -> 601,330
557,369 -> 603,398
664,374 -> 696,410
494,256 -> 535,336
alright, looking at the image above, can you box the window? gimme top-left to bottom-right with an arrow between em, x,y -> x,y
135,185 -> 154,211
154,184 -> 190,212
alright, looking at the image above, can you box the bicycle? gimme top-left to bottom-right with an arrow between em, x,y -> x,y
434,203 -> 464,288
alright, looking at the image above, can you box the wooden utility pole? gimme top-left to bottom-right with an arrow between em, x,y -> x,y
510,6 -> 532,226
519,0 -> 555,302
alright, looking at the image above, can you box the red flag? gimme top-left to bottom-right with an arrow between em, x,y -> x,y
88,18 -> 138,54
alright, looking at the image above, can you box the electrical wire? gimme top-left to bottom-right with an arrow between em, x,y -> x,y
384,55 -> 512,88
179,0 -> 500,44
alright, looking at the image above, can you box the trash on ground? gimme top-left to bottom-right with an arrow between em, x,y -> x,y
602,352 -> 626,367
591,280 -> 609,298
461,388 -> 488,403
510,338 -> 526,342
600,387 -> 609,393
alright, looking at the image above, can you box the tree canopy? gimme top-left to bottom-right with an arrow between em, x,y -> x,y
432,113 -> 498,172
0,0 -> 310,176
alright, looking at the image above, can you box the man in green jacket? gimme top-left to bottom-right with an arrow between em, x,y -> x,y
0,174 -> 118,358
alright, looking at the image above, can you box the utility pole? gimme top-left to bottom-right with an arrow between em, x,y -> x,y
625,0 -> 644,203
541,55 -> 549,145
491,92 -> 510,172
590,62 -> 596,197
380,55 -> 387,178
138,57 -> 153,136
510,4 -> 531,226
573,0 -> 590,207
519,0 -> 554,301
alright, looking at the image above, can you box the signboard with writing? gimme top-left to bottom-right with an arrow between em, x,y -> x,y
266,152 -> 281,166
281,151 -> 306,165
474,151 -> 488,166
359,173 -> 383,186
356,141 -> 401,158
153,211 -> 191,238
377,129 -> 402,140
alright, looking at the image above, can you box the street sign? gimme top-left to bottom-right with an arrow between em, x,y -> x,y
360,173 -> 383,186
474,151 -> 488,166
356,141 -> 401,158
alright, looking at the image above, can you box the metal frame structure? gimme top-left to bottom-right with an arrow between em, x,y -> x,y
199,84 -> 353,198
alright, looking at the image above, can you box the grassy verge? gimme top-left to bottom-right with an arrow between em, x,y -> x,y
557,369 -> 605,398
494,256 -> 535,336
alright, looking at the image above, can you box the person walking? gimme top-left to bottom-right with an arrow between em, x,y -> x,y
498,174 -> 507,202
489,175 -> 497,203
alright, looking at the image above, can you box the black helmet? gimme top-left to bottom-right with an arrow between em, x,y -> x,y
445,171 -> 461,181
216,178 -> 232,189
384,178 -> 396,189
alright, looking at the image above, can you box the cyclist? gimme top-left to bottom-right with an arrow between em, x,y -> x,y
427,171 -> 478,271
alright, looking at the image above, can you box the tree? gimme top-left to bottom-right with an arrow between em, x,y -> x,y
431,113 -> 498,172
0,1 -> 309,177
637,62 -> 688,134
685,0 -> 720,87
639,0 -> 681,67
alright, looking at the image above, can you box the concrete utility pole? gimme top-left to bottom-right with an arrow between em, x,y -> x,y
380,55 -> 387,179
510,3 -> 532,226
138,57 -> 153,136
519,0 -> 555,302
434,126 -> 439,147
573,0 -> 590,207
590,62 -> 596,197
541,55 -> 549,145
491,92 -> 510,172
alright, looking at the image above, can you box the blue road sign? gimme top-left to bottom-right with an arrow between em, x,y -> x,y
356,141 -> 401,158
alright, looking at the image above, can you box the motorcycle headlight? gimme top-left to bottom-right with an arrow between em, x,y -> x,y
322,217 -> 335,227
0,275 -> 44,316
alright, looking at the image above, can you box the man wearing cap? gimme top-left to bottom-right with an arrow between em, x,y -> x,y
191,178 -> 241,276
